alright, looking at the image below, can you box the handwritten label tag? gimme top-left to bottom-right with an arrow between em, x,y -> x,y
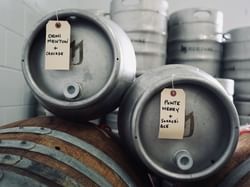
45,21 -> 71,70
158,89 -> 186,139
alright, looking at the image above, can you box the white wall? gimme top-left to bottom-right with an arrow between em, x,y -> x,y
0,0 -> 42,125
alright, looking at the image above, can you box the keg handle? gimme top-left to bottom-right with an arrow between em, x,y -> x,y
193,10 -> 212,20
121,0 -> 140,6
223,33 -> 232,42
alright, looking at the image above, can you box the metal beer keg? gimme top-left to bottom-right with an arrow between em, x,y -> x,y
168,8 -> 223,77
22,9 -> 136,121
118,65 -> 239,181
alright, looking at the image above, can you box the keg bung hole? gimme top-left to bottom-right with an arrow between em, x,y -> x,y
180,156 -> 190,166
63,82 -> 81,100
55,146 -> 61,151
67,85 -> 76,94
175,150 -> 194,171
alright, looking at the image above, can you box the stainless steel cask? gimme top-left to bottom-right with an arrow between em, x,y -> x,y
22,9 -> 136,121
118,65 -> 239,181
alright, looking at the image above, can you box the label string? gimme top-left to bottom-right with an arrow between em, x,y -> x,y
56,10 -> 59,22
171,74 -> 175,89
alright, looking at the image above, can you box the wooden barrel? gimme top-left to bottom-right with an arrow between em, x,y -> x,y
0,117 -> 151,187
164,125 -> 249,187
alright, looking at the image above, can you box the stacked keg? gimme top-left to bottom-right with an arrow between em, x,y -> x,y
110,0 -> 168,76
22,9 -> 136,121
106,0 -> 169,136
223,27 -> 250,125
167,8 -> 224,77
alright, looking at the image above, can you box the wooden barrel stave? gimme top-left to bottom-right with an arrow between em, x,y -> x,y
0,117 -> 151,187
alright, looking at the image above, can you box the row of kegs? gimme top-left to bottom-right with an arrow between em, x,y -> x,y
223,27 -> 250,126
20,0 -> 245,186
107,2 -> 250,128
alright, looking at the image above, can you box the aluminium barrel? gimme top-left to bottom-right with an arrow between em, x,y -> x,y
118,64 -> 239,181
167,8 -> 223,77
110,0 -> 168,76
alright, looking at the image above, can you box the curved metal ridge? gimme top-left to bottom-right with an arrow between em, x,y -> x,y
0,126 -> 135,187
0,140 -> 111,187
0,153 -> 83,187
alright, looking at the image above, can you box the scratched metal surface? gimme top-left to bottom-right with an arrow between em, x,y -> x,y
22,9 -> 136,121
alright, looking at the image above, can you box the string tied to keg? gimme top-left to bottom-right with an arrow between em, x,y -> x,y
171,74 -> 176,97
55,10 -> 61,28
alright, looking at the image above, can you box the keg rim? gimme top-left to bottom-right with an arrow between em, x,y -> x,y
22,9 -> 122,109
168,8 -> 223,27
129,67 -> 239,180
110,0 -> 169,16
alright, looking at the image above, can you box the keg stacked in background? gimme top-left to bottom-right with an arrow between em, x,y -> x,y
106,0 -> 168,136
20,7 -> 241,185
110,0 -> 168,76
167,8 -> 224,77
223,27 -> 250,125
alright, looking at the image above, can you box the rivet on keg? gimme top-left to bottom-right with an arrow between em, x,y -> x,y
3,155 -> 11,160
20,140 -> 27,145
175,150 -> 194,171
63,82 -> 81,100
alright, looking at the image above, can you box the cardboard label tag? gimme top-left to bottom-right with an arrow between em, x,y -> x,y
158,89 -> 186,139
45,21 -> 71,70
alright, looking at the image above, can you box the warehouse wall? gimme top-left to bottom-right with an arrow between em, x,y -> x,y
0,0 -> 41,125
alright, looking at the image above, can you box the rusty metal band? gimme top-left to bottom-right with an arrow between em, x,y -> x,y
0,127 -> 135,186
0,140 -> 111,187
0,153 -> 83,187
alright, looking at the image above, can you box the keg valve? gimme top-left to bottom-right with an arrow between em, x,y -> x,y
175,150 -> 193,171
63,82 -> 81,100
